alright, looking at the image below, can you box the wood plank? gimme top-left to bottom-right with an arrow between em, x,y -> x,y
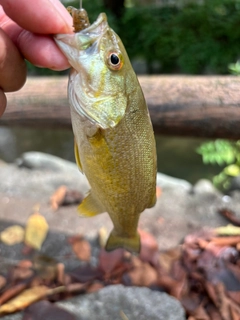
1,76 -> 240,139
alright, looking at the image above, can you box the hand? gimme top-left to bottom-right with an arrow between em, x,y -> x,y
0,0 -> 73,116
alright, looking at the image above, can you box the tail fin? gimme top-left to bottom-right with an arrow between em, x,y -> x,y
105,230 -> 140,254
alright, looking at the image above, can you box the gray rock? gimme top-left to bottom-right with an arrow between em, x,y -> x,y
157,172 -> 192,191
193,179 -> 219,194
1,286 -> 185,320
57,285 -> 185,320
228,175 -> 240,193
0,152 -> 89,200
1,314 -> 22,320
16,152 -> 79,174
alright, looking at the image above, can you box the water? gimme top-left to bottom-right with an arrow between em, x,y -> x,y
0,126 -> 221,184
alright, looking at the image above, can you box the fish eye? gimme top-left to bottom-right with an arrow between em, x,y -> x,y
106,51 -> 123,71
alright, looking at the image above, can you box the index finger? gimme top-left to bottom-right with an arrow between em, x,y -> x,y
0,0 -> 73,34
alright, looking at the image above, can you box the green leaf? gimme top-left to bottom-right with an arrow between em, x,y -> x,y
224,164 -> 240,176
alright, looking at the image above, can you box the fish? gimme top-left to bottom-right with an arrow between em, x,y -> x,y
54,7 -> 157,253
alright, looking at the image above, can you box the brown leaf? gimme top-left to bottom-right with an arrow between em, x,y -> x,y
0,283 -> 28,306
63,190 -> 83,206
32,255 -> 58,282
25,213 -> 49,250
0,276 -> 6,290
86,282 -> 104,293
65,282 -> 87,294
56,263 -> 65,285
0,286 -> 48,314
70,265 -> 103,283
158,246 -> 182,273
0,225 -> 25,245
99,248 -> 125,274
23,300 -> 77,320
50,185 -> 67,210
70,236 -> 91,262
218,208 -> 240,226
126,257 -> 158,287
139,229 -> 158,263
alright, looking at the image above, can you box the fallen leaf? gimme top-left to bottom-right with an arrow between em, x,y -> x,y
33,255 -> 58,281
214,224 -> 240,236
87,282 -> 104,293
0,283 -> 28,306
0,286 -> 65,314
139,229 -> 158,263
99,248 -> 125,274
23,300 -> 77,320
25,212 -> 49,250
218,208 -> 240,226
158,246 -> 182,273
210,236 -> 240,247
0,225 -> 25,245
70,236 -> 91,262
0,275 -> 6,290
98,227 -> 108,248
125,257 -> 158,287
63,190 -> 83,206
70,265 -> 103,283
50,185 -> 67,211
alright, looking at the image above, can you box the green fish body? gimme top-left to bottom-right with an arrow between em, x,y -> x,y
55,12 -> 157,253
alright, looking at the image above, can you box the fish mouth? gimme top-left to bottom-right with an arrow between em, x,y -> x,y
55,12 -> 108,45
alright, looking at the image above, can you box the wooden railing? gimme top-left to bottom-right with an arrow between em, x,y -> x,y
1,76 -> 240,139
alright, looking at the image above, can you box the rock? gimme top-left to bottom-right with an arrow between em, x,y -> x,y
0,152 -> 89,200
1,285 -> 185,320
1,314 -> 22,320
157,172 -> 192,191
57,285 -> 185,320
16,152 -> 78,173
193,179 -> 219,194
227,175 -> 240,193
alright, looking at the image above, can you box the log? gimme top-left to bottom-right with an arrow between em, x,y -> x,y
1,76 -> 240,139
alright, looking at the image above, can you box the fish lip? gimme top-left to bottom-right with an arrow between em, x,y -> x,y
54,12 -> 108,47
80,12 -> 108,35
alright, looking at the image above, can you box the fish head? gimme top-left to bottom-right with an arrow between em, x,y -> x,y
55,13 -> 136,129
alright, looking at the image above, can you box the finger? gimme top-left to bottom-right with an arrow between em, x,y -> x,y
0,29 -> 26,92
0,0 -> 73,34
0,89 -> 6,117
18,30 -> 70,70
0,6 -> 71,70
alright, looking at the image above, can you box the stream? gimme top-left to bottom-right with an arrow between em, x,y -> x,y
0,126 -> 221,184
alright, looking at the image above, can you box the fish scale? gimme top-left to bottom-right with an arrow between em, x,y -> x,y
55,8 -> 157,253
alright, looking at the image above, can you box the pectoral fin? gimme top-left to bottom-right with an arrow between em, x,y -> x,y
105,230 -> 140,254
78,192 -> 105,217
74,140 -> 83,173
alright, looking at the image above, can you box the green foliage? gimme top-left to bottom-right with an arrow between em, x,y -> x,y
228,60 -> 240,75
120,0 -> 240,74
28,0 -> 240,75
197,139 -> 240,190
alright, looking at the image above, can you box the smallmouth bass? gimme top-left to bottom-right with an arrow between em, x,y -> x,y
55,7 -> 157,253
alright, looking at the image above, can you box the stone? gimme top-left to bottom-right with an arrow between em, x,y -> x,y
193,179 -> 219,194
157,172 -> 192,191
228,175 -> 240,193
57,285 -> 185,320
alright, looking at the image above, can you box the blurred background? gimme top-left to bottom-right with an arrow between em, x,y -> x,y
1,0 -> 240,184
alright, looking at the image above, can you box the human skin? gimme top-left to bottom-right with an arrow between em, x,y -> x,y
0,0 -> 73,116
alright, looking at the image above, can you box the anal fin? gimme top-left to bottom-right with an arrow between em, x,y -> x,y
105,230 -> 140,254
78,192 -> 105,217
